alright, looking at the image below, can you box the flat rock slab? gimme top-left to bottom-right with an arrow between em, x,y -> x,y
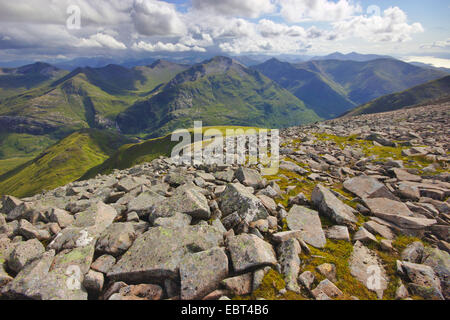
7,239 -> 45,273
399,261 -> 444,300
228,234 -> 277,273
279,161 -> 308,174
349,241 -> 388,299
343,176 -> 395,200
148,185 -> 211,221
325,226 -> 350,241
170,185 -> 211,220
392,168 -> 422,182
108,225 -> 223,282
235,167 -> 264,188
127,191 -> 165,218
180,247 -> 229,300
277,238 -> 301,292
154,213 -> 192,229
353,227 -> 378,244
72,202 -> 118,235
312,279 -> 344,299
422,247 -> 450,300
311,185 -> 357,227
365,198 -> 437,229
96,222 -> 137,257
222,273 -> 253,296
38,245 -> 95,300
220,183 -> 269,223
272,230 -> 302,243
287,205 -> 326,248
1,250 -> 55,299
363,221 -> 395,240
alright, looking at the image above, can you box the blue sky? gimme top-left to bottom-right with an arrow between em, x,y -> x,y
0,0 -> 449,67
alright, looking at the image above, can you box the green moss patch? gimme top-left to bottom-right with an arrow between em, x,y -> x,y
300,240 -> 378,300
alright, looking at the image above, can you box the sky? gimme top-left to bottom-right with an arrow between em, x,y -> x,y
0,0 -> 449,67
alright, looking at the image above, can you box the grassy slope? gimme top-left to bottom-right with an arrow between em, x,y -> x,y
344,75 -> 450,117
0,61 -> 189,164
0,132 -> 58,174
82,126 -> 261,179
0,125 -> 261,197
0,129 -> 132,198
118,59 -> 320,137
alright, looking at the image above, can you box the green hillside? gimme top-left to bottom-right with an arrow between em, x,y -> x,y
0,126 -> 260,197
82,125 -> 262,180
254,58 -> 448,119
0,129 -> 132,198
0,60 -> 189,166
117,56 -> 320,138
343,75 -> 450,117
0,133 -> 57,175
253,58 -> 355,118
299,59 -> 448,104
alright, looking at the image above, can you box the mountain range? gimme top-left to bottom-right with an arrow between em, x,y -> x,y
0,56 -> 320,190
343,75 -> 450,117
253,58 -> 448,118
309,52 -> 392,62
116,56 -> 319,138
0,54 -> 449,197
0,62 -> 68,100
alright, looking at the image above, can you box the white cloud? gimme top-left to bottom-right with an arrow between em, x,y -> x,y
219,35 -> 310,54
278,0 -> 362,22
132,0 -> 186,36
132,41 -> 206,52
76,33 -> 127,49
258,19 -> 307,38
192,0 -> 276,18
0,0 -> 431,59
179,31 -> 214,47
333,7 -> 424,42
0,0 -> 133,26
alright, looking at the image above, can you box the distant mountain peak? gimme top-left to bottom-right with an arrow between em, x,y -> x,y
16,61 -> 60,75
149,59 -> 178,69
202,56 -> 241,68
166,56 -> 247,87
311,52 -> 393,62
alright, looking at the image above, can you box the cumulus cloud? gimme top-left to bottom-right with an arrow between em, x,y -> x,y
0,0 -> 132,26
0,0 -> 428,59
219,35 -> 311,54
278,0 -> 362,22
258,19 -> 307,38
192,0 -> 276,18
76,33 -> 127,49
333,7 -> 424,42
132,41 -> 206,52
0,23 -> 81,50
132,0 -> 186,36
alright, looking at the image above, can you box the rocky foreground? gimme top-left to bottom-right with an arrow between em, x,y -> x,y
0,103 -> 449,300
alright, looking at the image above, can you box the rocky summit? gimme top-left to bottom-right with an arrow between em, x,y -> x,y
0,103 -> 449,301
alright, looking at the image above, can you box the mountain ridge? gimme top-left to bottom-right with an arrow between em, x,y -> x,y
116,56 -> 320,138
342,75 -> 450,117
254,57 -> 448,119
